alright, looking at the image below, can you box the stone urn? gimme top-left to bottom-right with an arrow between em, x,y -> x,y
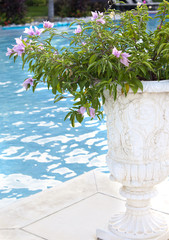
97,81 -> 169,240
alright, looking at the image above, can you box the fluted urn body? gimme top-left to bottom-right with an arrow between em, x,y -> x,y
97,81 -> 169,240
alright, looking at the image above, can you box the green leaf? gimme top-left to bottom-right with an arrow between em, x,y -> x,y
64,111 -> 72,121
74,52 -> 79,60
130,84 -> 138,94
98,64 -> 102,76
89,54 -> 97,64
57,82 -> 62,93
76,112 -> 83,123
157,43 -> 166,55
14,55 -> 18,63
139,65 -> 147,76
87,62 -> 96,71
70,113 -> 75,127
108,61 -> 113,72
54,96 -> 64,103
142,61 -> 154,72
135,79 -> 143,91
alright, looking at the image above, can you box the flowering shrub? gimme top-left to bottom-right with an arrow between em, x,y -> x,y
7,1 -> 169,126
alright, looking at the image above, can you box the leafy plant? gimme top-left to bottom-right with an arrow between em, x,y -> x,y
7,1 -> 169,126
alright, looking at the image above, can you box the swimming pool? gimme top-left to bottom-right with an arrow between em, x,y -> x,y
0,24 -> 109,208
0,16 -> 161,208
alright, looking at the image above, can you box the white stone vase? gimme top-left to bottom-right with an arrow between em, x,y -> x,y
97,80 -> 169,240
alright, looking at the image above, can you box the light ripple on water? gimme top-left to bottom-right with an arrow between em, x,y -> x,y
0,26 -> 108,207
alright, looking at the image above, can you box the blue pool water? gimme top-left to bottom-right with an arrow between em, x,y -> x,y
0,16 -> 161,207
0,25 -> 108,207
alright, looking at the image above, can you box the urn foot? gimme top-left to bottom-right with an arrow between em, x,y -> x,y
96,226 -> 169,240
108,210 -> 168,240
96,185 -> 169,240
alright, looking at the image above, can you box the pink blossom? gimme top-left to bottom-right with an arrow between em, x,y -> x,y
6,47 -> 14,56
43,20 -> 54,28
78,107 -> 86,115
24,26 -> 43,36
143,0 -> 146,3
120,52 -> 131,67
91,11 -> 99,20
96,17 -> 105,24
75,25 -> 82,34
98,11 -> 103,16
91,11 -> 105,24
82,42 -> 86,46
89,108 -> 95,118
112,47 -> 122,58
23,77 -> 35,89
91,11 -> 104,20
13,36 -> 27,56
24,26 -> 35,36
34,26 -> 43,36
112,47 -> 131,67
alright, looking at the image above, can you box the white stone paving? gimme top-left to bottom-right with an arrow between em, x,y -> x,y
0,170 -> 169,240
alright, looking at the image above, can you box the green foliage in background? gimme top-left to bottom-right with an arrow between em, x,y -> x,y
0,0 -> 26,25
26,0 -> 46,6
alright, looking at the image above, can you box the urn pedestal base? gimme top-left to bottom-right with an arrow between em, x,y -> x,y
96,184 -> 169,240
96,227 -> 169,240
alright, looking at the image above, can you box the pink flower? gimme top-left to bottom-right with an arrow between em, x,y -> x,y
91,11 -> 105,24
24,26 -> 35,36
96,17 -> 105,24
98,11 -> 103,16
91,11 -> 104,20
120,52 -> 131,67
13,36 -> 27,56
34,26 -> 43,36
91,11 -> 99,20
23,77 -> 35,89
112,47 -> 131,67
6,47 -> 13,56
89,108 -> 95,118
143,0 -> 146,3
24,26 -> 43,36
112,47 -> 122,58
43,21 -> 54,29
82,42 -> 86,46
75,25 -> 82,34
78,107 -> 86,115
